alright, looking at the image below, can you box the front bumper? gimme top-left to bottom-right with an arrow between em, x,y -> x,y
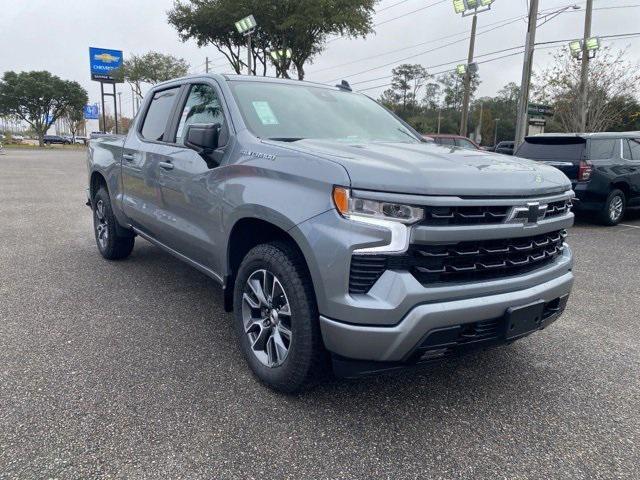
320,269 -> 573,371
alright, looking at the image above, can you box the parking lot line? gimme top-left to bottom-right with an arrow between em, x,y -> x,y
618,223 -> 640,229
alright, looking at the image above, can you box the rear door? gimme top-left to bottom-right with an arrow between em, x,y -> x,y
121,85 -> 183,239
515,137 -> 586,181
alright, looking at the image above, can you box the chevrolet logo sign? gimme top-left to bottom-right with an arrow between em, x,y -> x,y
94,53 -> 120,63
507,202 -> 548,224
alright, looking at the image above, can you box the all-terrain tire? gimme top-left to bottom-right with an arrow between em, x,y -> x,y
233,241 -> 326,393
93,186 -> 135,260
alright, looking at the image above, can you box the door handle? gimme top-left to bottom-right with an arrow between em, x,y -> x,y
159,161 -> 174,171
122,153 -> 135,161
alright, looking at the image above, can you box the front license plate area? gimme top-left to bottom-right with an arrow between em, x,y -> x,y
505,301 -> 546,340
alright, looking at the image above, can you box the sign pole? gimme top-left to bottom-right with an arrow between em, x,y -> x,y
113,83 -> 119,134
100,82 -> 106,134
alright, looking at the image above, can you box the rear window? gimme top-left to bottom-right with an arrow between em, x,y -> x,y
516,137 -> 586,162
589,139 -> 617,160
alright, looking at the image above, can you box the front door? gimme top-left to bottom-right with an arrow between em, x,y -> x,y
153,82 -> 231,274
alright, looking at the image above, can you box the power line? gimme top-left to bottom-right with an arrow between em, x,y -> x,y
355,33 -> 640,93
317,1 -> 593,80
322,16 -> 525,83
326,0 -> 448,44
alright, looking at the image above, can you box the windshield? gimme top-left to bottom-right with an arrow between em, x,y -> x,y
229,81 -> 420,144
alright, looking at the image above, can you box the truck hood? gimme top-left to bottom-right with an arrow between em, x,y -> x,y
276,139 -> 571,197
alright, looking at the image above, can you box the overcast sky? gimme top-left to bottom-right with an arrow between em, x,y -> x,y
1,0 -> 638,120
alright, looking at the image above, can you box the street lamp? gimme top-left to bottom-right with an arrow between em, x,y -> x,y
453,0 -> 494,17
454,1 -> 494,137
235,14 -> 257,75
270,48 -> 292,77
569,36 -> 600,60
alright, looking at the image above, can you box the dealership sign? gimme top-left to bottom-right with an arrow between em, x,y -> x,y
89,47 -> 123,82
83,104 -> 100,120
527,103 -> 554,117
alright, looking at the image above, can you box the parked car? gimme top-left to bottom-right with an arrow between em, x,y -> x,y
515,133 -> 640,225
89,131 -> 108,140
43,135 -> 71,145
87,74 -> 574,392
74,136 -> 88,145
495,141 -> 515,155
11,134 -> 24,143
425,134 -> 481,150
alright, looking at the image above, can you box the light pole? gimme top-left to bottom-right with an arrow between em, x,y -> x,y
235,15 -> 257,75
579,0 -> 594,132
515,4 -> 581,147
453,0 -> 495,137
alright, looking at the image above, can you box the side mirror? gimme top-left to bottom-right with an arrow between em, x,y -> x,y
185,123 -> 221,153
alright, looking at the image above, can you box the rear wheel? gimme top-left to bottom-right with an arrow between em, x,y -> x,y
93,187 -> 135,259
599,189 -> 626,226
233,242 -> 325,393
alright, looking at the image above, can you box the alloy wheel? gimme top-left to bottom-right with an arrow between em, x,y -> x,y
95,200 -> 109,250
609,195 -> 624,222
241,269 -> 292,368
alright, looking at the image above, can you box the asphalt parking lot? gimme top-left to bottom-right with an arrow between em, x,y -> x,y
1,149 -> 639,479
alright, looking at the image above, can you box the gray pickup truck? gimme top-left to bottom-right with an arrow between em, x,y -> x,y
87,74 -> 575,392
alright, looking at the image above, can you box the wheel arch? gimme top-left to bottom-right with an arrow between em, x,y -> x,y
90,170 -> 108,203
223,215 -> 318,313
610,181 -> 630,200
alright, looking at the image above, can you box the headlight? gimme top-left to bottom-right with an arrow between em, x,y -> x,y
332,187 -> 423,224
332,187 -> 423,254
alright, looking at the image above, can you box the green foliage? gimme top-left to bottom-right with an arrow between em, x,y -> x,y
167,0 -> 376,79
0,71 -> 88,146
113,52 -> 189,99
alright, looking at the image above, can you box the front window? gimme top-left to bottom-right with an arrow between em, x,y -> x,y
229,81 -> 420,144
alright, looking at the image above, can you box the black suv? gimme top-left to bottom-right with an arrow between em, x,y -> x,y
516,133 -> 640,225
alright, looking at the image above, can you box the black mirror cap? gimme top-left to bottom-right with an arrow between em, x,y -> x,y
185,123 -> 221,152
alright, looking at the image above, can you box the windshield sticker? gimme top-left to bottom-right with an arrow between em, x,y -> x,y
252,101 -> 279,125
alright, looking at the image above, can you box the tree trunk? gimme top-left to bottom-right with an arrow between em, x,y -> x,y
295,63 -> 305,81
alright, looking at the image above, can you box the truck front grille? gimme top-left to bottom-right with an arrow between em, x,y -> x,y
348,230 -> 567,294
420,199 -> 572,226
421,205 -> 510,226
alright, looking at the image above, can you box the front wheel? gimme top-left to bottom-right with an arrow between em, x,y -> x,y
599,189 -> 626,226
93,187 -> 135,259
233,242 -> 326,393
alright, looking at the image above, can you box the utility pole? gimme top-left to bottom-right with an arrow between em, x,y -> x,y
459,14 -> 477,137
205,56 -> 210,73
579,0 -> 593,132
514,0 -> 539,148
437,107 -> 442,134
494,118 -> 500,147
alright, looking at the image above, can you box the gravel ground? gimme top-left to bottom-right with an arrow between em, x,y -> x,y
1,149 -> 638,479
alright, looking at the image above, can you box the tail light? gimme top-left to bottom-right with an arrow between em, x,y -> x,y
578,160 -> 593,182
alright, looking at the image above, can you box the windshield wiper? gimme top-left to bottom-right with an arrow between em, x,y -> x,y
266,137 -> 305,143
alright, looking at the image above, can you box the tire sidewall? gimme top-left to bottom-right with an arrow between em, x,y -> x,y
233,244 -> 317,391
603,189 -> 626,226
93,188 -> 119,257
